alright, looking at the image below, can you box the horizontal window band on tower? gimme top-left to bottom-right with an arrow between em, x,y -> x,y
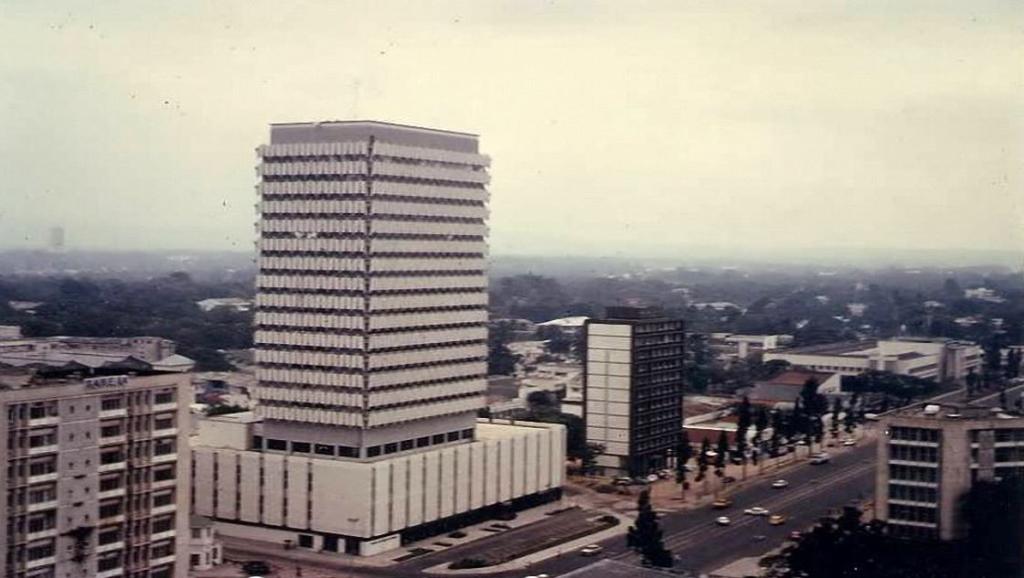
368,361 -> 487,388
260,197 -> 486,215
256,349 -> 486,372
255,402 -> 362,427
254,339 -> 485,356
254,322 -> 483,336
256,334 -> 486,353
259,250 -> 487,259
251,384 -> 364,406
255,367 -> 362,388
259,179 -> 487,200
259,232 -> 487,241
256,291 -> 486,311
256,286 -> 487,297
366,396 -> 485,427
367,388 -> 485,410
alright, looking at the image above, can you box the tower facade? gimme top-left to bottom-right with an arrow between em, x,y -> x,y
584,306 -> 685,476
252,121 -> 490,459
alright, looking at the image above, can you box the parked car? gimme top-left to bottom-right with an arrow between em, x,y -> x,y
657,469 -> 673,479
843,439 -> 857,447
712,497 -> 733,509
769,515 -> 787,526
722,476 -> 737,484
744,507 -> 770,516
632,477 -> 651,485
646,474 -> 660,483
771,479 -> 789,489
716,516 -> 732,526
580,544 -> 604,556
613,476 -> 633,486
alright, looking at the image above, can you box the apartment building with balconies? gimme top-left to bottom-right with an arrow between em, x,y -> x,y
0,368 -> 191,578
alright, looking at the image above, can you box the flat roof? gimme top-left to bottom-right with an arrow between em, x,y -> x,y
269,119 -> 478,137
775,340 -> 877,356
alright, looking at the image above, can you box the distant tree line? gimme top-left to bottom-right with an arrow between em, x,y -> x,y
0,273 -> 253,371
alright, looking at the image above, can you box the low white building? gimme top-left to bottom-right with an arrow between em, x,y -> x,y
763,338 -> 982,383
191,413 -> 566,556
188,516 -> 222,571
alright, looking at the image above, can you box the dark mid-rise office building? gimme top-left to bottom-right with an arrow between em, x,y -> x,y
583,307 -> 685,476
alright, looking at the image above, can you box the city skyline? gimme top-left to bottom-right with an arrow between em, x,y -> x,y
2,1 -> 1021,260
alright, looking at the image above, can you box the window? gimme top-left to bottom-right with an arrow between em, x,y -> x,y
153,490 -> 174,507
447,431 -> 460,442
298,534 -> 314,548
432,434 -> 445,445
26,539 -> 55,561
291,442 -> 311,454
99,475 -> 123,492
101,397 -> 123,411
154,415 -> 175,430
314,443 -> 335,456
98,527 -> 122,545
151,539 -> 174,558
337,446 -> 357,458
154,391 -> 176,405
400,439 -> 414,451
154,466 -> 175,482
28,485 -> 56,504
154,439 -> 176,456
101,424 -> 122,438
28,431 -> 56,448
27,512 -> 55,533
417,436 -> 430,448
252,435 -> 263,450
190,554 -> 201,568
152,516 -> 174,533
97,554 -> 122,571
28,458 -> 56,476
461,429 -> 474,440
100,450 -> 124,465
384,443 -> 398,454
266,439 -> 287,451
367,446 -> 381,457
99,501 -> 123,519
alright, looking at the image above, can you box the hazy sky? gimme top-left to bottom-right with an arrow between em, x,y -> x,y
1,1 -> 1021,260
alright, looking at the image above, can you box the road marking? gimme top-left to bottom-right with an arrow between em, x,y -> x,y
659,463 -> 875,551
610,461 -> 875,559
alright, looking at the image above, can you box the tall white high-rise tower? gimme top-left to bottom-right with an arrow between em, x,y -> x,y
252,121 -> 490,458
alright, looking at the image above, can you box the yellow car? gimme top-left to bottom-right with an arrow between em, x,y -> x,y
769,515 -> 787,526
712,498 -> 733,509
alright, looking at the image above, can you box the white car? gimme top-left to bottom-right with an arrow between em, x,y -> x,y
716,516 -> 732,526
843,439 -> 857,447
771,479 -> 789,489
744,507 -> 770,516
580,544 -> 604,556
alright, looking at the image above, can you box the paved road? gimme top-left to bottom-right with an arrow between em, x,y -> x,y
531,442 -> 877,576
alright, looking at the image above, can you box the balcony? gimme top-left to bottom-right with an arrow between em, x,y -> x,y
151,529 -> 176,542
95,540 -> 125,554
152,453 -> 177,465
150,556 -> 177,568
99,407 -> 128,419
27,444 -> 59,456
98,488 -> 126,500
99,461 -> 127,473
26,528 -> 58,541
96,566 -> 125,578
151,504 -> 176,516
153,402 -> 178,413
26,500 -> 58,513
25,556 -> 56,570
152,478 -> 176,490
152,427 -> 178,438
99,435 -> 128,446
27,472 -> 59,485
27,416 -> 60,427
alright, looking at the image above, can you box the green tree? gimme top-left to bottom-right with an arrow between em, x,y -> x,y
580,443 -> 605,476
963,477 -> 1024,578
714,430 -> 729,477
830,397 -> 842,441
628,490 -> 673,568
487,321 -> 520,375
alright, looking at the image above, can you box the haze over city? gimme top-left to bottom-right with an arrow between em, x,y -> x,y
1,0 -> 1021,263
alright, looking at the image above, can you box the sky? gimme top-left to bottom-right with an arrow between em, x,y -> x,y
1,0 -> 1021,262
